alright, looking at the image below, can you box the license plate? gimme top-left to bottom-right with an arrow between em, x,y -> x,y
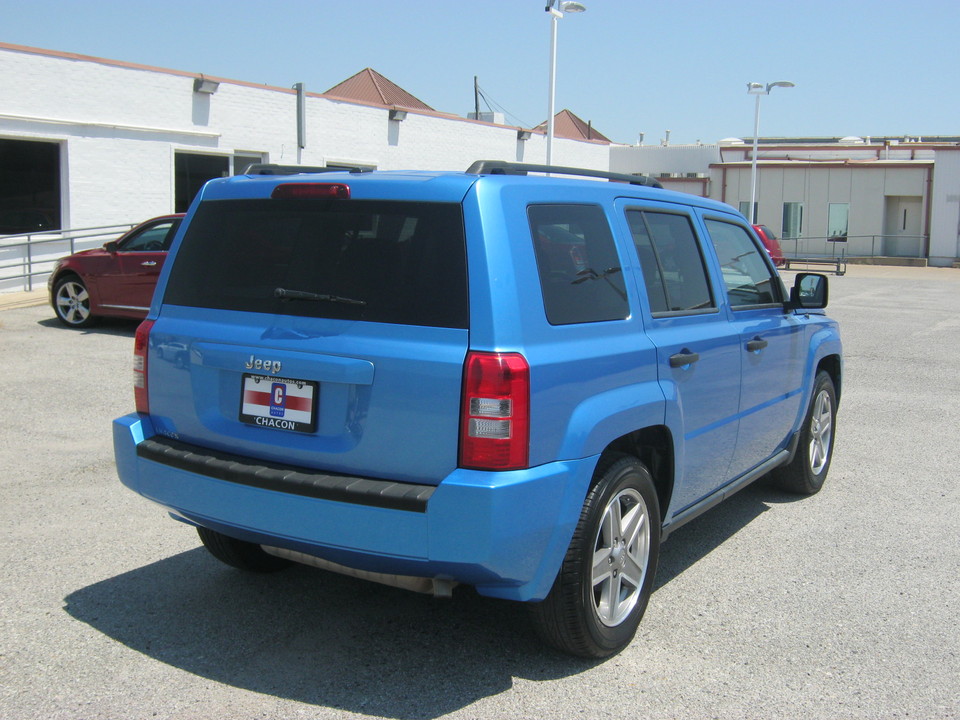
239,374 -> 318,433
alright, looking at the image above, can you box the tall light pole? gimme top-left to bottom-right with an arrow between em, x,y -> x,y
747,81 -> 794,223
546,1 -> 586,166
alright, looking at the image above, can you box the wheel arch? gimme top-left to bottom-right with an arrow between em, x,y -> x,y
599,425 -> 674,525
50,267 -> 82,289
817,354 -> 842,405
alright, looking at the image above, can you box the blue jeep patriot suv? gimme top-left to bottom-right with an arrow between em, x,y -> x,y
114,161 -> 842,657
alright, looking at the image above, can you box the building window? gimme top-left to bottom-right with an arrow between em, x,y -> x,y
782,202 -> 804,239
174,152 -> 229,212
739,201 -> 757,224
0,139 -> 61,233
232,153 -> 265,175
828,203 -> 849,239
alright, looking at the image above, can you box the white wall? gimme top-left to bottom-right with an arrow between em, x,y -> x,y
716,164 -> 931,257
609,144 -> 720,175
929,150 -> 960,266
0,44 -> 608,233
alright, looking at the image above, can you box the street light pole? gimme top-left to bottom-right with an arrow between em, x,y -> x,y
747,81 -> 794,224
545,1 -> 586,166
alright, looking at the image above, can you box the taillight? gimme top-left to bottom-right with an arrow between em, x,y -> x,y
133,320 -> 154,414
271,183 -> 350,200
459,352 -> 530,470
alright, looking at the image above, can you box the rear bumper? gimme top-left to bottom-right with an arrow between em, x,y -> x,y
113,413 -> 595,601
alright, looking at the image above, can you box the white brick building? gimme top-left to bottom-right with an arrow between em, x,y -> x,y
0,42 -> 609,234
2,41 -> 958,275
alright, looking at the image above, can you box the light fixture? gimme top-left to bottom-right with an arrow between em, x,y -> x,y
545,0 -> 587,166
389,109 -> 407,122
547,1 -> 586,15
193,75 -> 219,95
517,130 -> 532,141
746,80 -> 794,223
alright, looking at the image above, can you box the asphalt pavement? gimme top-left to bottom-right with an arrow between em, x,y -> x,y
1,265 -> 958,719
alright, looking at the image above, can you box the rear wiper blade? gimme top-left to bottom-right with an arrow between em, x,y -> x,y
274,288 -> 367,306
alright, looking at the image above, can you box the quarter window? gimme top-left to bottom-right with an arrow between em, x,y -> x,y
529,205 -> 629,325
704,219 -> 781,307
625,210 -> 714,315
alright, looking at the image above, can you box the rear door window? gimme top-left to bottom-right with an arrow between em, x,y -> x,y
164,198 -> 468,328
625,209 -> 715,315
529,204 -> 629,325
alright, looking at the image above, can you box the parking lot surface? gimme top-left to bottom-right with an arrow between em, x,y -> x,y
1,265 -> 958,719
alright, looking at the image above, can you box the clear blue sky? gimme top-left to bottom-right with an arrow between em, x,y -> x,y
3,0 -> 957,145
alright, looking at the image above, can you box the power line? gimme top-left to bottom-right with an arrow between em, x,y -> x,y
474,82 -> 536,129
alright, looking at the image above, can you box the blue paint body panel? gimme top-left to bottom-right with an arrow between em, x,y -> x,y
114,167 -> 842,602
114,413 -> 595,601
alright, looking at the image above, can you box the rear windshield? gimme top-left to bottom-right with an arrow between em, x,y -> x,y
164,198 -> 468,329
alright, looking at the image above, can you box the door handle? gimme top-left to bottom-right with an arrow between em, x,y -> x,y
746,337 -> 768,352
140,261 -> 157,267
669,350 -> 700,368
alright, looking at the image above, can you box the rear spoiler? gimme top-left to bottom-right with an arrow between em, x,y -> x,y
240,163 -> 371,176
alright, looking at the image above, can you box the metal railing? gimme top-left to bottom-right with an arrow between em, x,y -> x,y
779,234 -> 928,260
0,223 -> 135,293
2,225 -> 933,294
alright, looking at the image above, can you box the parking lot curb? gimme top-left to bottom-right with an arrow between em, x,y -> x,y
0,290 -> 48,311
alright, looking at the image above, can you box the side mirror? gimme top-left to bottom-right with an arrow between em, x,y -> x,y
788,273 -> 828,310
104,241 -> 119,253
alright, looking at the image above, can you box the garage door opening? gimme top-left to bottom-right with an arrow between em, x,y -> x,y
0,139 -> 61,234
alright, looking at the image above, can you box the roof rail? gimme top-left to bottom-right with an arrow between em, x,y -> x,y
465,160 -> 663,188
241,163 -> 371,176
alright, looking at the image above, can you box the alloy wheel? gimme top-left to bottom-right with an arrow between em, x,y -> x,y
56,280 -> 91,325
808,389 -> 833,475
591,487 -> 650,627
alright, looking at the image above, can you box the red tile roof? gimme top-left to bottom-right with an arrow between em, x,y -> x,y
324,68 -> 434,111
535,109 -> 612,144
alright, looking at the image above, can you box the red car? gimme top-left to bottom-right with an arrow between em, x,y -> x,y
49,214 -> 184,327
752,224 -> 785,267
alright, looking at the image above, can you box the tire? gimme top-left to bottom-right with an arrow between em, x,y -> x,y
772,370 -> 837,495
530,454 -> 661,658
196,526 -> 291,573
53,276 -> 98,328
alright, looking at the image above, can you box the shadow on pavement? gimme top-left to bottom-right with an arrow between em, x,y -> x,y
64,548 -> 595,719
64,479 -> 805,718
37,316 -> 138,337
